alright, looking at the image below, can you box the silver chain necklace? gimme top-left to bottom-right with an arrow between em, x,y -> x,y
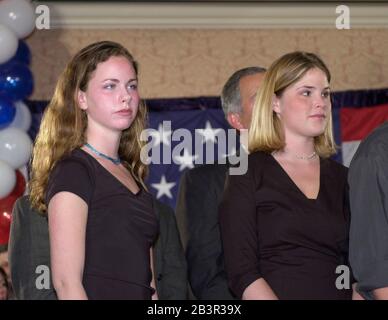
273,150 -> 317,160
294,151 -> 317,160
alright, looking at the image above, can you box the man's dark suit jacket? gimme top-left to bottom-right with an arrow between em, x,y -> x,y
9,195 -> 188,300
176,163 -> 235,300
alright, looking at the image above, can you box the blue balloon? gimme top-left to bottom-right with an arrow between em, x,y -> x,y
7,40 -> 31,65
0,96 -> 16,129
0,62 -> 33,101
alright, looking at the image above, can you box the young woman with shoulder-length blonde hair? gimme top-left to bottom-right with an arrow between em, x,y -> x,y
28,41 -> 158,300
248,51 -> 336,157
219,51 -> 361,300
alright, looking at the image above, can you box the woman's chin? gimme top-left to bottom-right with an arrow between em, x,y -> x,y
115,119 -> 135,131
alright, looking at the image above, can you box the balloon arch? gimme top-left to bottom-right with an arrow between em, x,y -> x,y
0,0 -> 36,247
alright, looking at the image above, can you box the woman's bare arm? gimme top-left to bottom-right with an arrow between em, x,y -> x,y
48,192 -> 88,300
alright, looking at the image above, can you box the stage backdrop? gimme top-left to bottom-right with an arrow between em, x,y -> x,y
27,88 -> 388,209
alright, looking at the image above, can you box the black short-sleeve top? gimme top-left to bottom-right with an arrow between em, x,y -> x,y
46,148 -> 159,299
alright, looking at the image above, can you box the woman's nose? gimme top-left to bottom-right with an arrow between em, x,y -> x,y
120,90 -> 131,104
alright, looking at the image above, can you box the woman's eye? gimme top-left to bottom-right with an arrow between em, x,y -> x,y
302,90 -> 311,97
127,83 -> 138,91
322,91 -> 330,98
104,83 -> 115,89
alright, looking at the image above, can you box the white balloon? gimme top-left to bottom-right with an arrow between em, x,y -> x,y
0,127 -> 32,169
8,101 -> 32,132
18,164 -> 29,183
17,164 -> 29,196
0,24 -> 18,64
0,159 -> 16,199
0,0 -> 35,39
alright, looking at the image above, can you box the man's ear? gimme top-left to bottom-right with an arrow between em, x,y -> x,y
77,90 -> 88,110
272,94 -> 281,114
227,112 -> 244,130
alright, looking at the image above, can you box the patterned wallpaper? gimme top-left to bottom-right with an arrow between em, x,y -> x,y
26,28 -> 388,100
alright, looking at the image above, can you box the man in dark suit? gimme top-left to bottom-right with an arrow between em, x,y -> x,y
9,195 -> 187,300
152,200 -> 188,299
176,67 -> 266,300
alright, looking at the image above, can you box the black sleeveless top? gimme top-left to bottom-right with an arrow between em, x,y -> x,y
46,148 -> 159,299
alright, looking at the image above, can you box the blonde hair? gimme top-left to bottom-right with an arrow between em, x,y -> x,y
29,41 -> 148,213
248,51 -> 336,158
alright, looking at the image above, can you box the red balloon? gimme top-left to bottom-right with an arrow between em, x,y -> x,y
0,170 -> 26,245
7,170 -> 26,199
